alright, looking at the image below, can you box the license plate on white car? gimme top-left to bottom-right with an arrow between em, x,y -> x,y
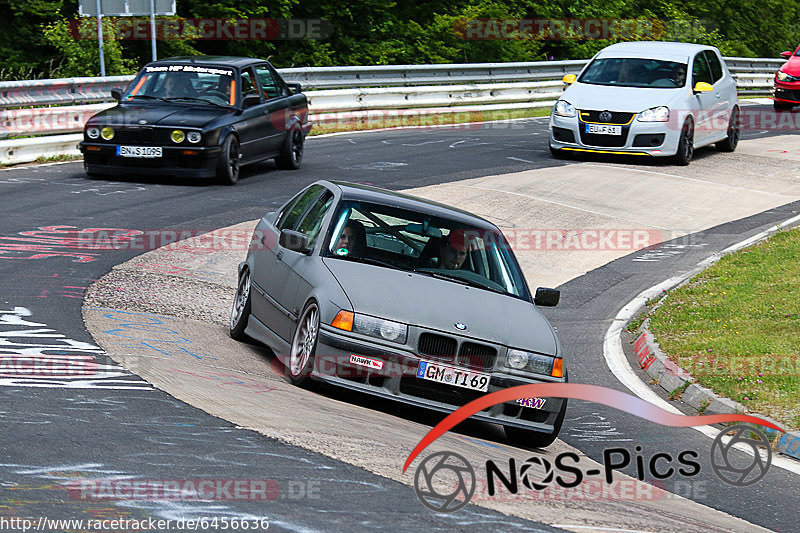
416,360 -> 490,392
585,124 -> 622,135
116,146 -> 162,158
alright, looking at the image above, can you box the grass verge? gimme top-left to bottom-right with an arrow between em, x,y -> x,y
648,226 -> 800,429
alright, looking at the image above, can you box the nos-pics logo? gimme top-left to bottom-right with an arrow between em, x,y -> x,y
413,425 -> 772,513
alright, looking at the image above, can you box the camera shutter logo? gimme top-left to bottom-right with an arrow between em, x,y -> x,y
710,425 -> 772,487
519,456 -> 554,491
414,451 -> 476,512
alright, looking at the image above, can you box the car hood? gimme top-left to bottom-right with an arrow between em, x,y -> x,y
323,259 -> 558,355
561,82 -> 685,113
780,56 -> 800,77
90,103 -> 233,128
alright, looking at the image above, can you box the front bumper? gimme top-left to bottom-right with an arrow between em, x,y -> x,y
310,325 -> 566,434
549,112 -> 680,157
773,81 -> 800,104
79,142 -> 222,178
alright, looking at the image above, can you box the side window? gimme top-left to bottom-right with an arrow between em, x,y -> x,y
255,65 -> 284,99
296,192 -> 334,246
241,69 -> 259,97
704,51 -> 723,83
692,54 -> 713,85
277,185 -> 323,231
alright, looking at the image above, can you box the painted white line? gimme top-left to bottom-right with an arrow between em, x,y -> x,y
463,183 -> 675,231
552,526 -> 655,533
308,115 -> 550,139
579,163 -> 795,197
603,211 -> 800,476
507,156 -> 537,164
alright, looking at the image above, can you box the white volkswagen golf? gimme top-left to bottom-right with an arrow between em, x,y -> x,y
549,42 -> 740,165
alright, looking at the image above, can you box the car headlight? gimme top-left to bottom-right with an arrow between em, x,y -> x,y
505,349 -> 563,377
777,70 -> 791,82
331,310 -> 407,344
100,126 -> 114,140
187,131 -> 202,143
86,127 -> 100,139
554,99 -> 576,118
637,106 -> 670,122
171,130 -> 185,143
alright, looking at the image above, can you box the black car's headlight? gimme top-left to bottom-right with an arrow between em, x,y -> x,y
171,130 -> 185,143
505,349 -> 564,377
187,131 -> 202,143
331,310 -> 408,344
86,127 -> 100,139
100,126 -> 114,140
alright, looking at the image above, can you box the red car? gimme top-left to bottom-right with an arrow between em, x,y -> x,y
774,46 -> 800,110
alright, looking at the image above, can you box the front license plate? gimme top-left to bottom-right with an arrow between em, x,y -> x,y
585,124 -> 622,135
116,146 -> 162,158
416,360 -> 490,392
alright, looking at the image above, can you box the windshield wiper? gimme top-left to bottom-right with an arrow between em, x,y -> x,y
162,96 -> 230,108
414,269 -> 508,295
127,94 -> 170,102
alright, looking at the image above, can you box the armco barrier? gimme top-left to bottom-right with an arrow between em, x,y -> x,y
0,57 -> 785,164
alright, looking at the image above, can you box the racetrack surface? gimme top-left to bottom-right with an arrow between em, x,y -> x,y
2,107 -> 799,531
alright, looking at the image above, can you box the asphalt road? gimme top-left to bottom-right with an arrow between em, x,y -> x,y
1,109 -> 798,531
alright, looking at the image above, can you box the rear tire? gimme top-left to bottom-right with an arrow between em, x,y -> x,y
504,399 -> 567,449
216,135 -> 240,185
715,107 -> 740,152
672,119 -> 694,166
229,268 -> 252,341
275,128 -> 304,170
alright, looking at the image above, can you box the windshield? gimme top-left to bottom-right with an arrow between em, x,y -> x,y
124,65 -> 237,106
578,57 -> 688,88
324,201 -> 530,300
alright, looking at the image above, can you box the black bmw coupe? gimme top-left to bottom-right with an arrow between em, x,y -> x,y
79,56 -> 311,184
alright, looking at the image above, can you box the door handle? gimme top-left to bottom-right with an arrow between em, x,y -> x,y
276,251 -> 284,261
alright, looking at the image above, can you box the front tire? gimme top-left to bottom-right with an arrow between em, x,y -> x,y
229,268 -> 252,341
672,119 -> 694,166
216,135 -> 241,185
288,301 -> 320,386
275,128 -> 304,170
504,399 -> 567,449
716,107 -> 740,152
549,144 -> 568,160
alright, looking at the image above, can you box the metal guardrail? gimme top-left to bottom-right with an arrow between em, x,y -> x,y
0,57 -> 784,163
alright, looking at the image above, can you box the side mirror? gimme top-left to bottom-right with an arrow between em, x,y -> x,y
562,74 -> 577,85
110,88 -> 123,101
287,82 -> 302,94
693,82 -> 713,93
534,287 -> 560,307
781,51 -> 793,59
279,229 -> 310,254
242,94 -> 261,108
